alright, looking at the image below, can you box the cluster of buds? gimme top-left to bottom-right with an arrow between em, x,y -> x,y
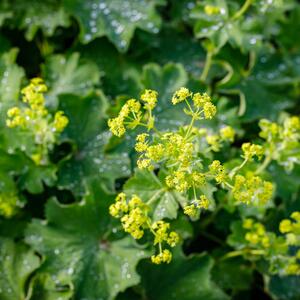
108,89 -> 158,137
0,192 -> 20,218
109,193 -> 179,264
258,116 -> 300,171
6,78 -> 68,165
183,195 -> 210,217
232,174 -> 273,205
230,212 -> 300,276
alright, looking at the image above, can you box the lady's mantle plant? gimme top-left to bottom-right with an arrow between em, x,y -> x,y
108,87 -> 300,269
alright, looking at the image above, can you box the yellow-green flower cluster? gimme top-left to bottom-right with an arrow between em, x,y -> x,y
108,88 -> 289,268
171,88 -> 217,120
109,193 -> 149,239
209,160 -> 227,184
0,193 -> 19,218
109,193 -> 180,264
183,195 -> 210,217
279,212 -> 300,241
151,249 -> 172,264
206,135 -> 220,152
205,126 -> 235,152
151,221 -> 180,264
243,219 -> 270,248
108,90 -> 158,137
204,5 -> 220,15
279,212 -> 300,275
241,143 -> 264,161
141,89 -> 158,110
239,212 -> 300,276
135,131 -> 199,192
232,174 -> 273,205
135,133 -> 165,171
171,87 -> 191,104
220,126 -> 235,142
6,78 -> 68,165
259,116 -> 300,171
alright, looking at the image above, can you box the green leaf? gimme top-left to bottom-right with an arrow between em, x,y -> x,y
0,49 -> 24,103
124,169 -> 180,221
42,52 -> 101,108
0,150 -> 56,194
78,39 -> 143,98
236,76 -> 293,121
63,0 -> 163,51
227,220 -> 247,249
191,0 -> 229,51
0,1 -> 12,27
267,275 -> 300,300
25,180 -> 149,300
18,162 -> 57,194
134,28 -> 206,78
212,257 -> 253,292
29,273 -> 73,300
138,251 -> 229,300
0,35 -> 11,53
0,238 -> 40,300
57,93 -> 131,195
2,0 -> 70,40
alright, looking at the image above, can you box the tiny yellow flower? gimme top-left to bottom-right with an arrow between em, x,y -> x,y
192,92 -> 211,108
279,219 -> 292,233
203,102 -> 217,119
184,204 -> 198,217
53,111 -> 69,132
172,87 -> 190,105
220,126 -> 235,142
151,249 -> 172,264
245,232 -> 259,244
204,5 -> 220,15
108,117 -> 126,137
137,158 -> 152,170
242,143 -> 264,160
141,89 -> 158,110
291,211 -> 300,222
167,232 -> 180,247
198,195 -> 210,209
206,135 -> 220,151
243,218 -> 254,229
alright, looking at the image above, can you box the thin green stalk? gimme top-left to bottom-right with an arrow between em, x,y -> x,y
219,248 -> 265,261
255,155 -> 272,174
200,50 -> 213,82
185,116 -> 196,139
146,189 -> 165,205
229,158 -> 248,178
232,0 -> 253,21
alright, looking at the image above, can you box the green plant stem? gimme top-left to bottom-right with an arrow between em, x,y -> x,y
229,158 -> 248,178
255,155 -> 272,174
146,189 -> 165,205
200,50 -> 213,82
219,248 -> 265,261
224,181 -> 234,189
232,0 -> 253,21
185,115 -> 196,139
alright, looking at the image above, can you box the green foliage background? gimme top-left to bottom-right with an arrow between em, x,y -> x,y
0,0 -> 299,299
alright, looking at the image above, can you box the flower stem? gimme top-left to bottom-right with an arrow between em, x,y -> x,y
146,189 -> 165,205
232,0 -> 253,21
229,158 -> 248,178
219,248 -> 265,261
200,50 -> 213,82
255,155 -> 272,174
